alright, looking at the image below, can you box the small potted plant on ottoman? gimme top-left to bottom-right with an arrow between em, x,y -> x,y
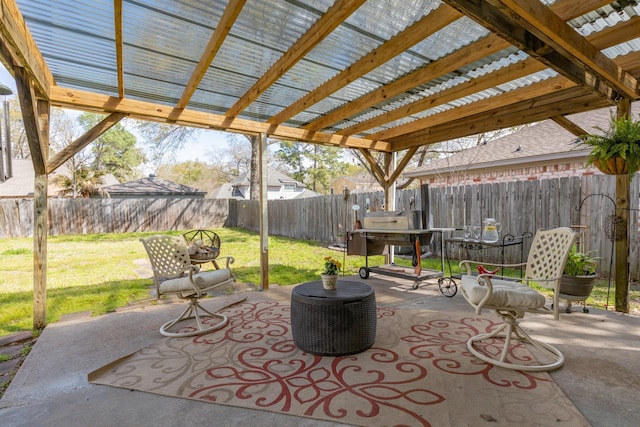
321,256 -> 341,290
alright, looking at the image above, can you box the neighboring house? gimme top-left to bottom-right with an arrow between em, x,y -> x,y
330,174 -> 383,195
0,159 -> 119,198
404,103 -> 640,187
97,176 -> 206,199
228,170 -> 316,200
208,183 -> 234,199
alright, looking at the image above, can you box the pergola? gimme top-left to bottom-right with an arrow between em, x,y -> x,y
1,0 -> 639,327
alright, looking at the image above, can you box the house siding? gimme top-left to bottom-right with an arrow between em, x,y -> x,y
424,160 -> 596,187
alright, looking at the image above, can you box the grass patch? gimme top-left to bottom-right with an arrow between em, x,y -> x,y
2,248 -> 32,256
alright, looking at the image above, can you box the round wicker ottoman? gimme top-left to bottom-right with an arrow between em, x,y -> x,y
290,281 -> 376,356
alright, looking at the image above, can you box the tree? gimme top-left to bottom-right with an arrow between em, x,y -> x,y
208,133 -> 280,201
54,166 -> 106,198
78,113 -> 145,182
156,160 -> 223,197
275,141 -> 349,194
6,97 -> 28,159
133,121 -> 197,173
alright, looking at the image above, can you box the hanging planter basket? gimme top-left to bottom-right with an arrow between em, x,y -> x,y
592,157 -> 628,175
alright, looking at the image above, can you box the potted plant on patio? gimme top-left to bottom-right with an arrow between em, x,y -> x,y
321,256 -> 341,290
560,245 -> 599,297
578,114 -> 640,176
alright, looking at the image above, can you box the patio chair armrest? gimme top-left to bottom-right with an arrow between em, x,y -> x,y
215,256 -> 235,270
459,260 -> 526,275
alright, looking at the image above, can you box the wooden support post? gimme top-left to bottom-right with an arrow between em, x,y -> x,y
614,174 -> 630,312
259,132 -> 269,290
614,98 -> 631,313
383,152 -> 393,211
15,67 -> 50,329
33,173 -> 48,328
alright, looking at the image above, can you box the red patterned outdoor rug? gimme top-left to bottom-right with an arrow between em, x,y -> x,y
89,298 -> 588,426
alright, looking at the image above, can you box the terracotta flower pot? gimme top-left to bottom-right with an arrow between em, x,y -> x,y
320,274 -> 338,290
593,157 -> 628,175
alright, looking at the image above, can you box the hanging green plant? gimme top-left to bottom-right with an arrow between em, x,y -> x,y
578,114 -> 640,178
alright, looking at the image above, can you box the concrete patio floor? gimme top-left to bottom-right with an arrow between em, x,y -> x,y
1,274 -> 639,427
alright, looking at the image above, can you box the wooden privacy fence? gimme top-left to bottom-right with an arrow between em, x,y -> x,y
233,176 -> 640,280
0,198 -> 231,237
428,176 -> 640,281
1,175 -> 638,279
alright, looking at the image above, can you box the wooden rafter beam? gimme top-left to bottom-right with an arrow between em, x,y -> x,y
345,12 -> 636,138
372,74 -> 576,141
0,0 -> 53,98
306,33 -> 510,132
176,0 -> 246,109
225,0 -> 367,118
393,88 -> 609,150
550,0 -> 612,21
616,53 -> 640,79
586,16 -> 640,51
551,115 -> 588,138
358,148 -> 386,184
342,57 -> 546,136
114,0 -> 124,98
48,112 -> 128,172
442,0 -> 638,102
267,4 -> 463,125
388,146 -> 419,184
49,86 -> 391,151
15,67 -> 47,174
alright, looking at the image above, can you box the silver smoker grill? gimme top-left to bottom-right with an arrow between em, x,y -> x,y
347,210 -> 448,291
347,210 -> 424,256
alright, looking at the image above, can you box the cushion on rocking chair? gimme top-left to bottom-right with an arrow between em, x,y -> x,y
159,269 -> 232,294
461,275 -> 546,309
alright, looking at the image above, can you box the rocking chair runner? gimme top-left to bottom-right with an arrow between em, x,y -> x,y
140,235 -> 236,337
459,227 -> 576,372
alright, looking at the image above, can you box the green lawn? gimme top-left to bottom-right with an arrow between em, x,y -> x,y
1,228 -> 637,336
0,228 -> 419,336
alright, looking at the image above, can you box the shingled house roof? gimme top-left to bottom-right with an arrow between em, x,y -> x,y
0,159 -> 120,198
97,176 -> 206,199
229,170 -> 304,188
404,103 -> 640,180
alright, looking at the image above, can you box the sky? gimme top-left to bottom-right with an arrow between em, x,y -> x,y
0,63 -> 228,165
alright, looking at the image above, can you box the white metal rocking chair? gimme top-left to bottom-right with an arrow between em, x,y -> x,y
140,235 -> 236,337
459,227 -> 576,372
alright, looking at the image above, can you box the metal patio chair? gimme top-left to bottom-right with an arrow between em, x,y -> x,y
459,227 -> 576,371
140,235 -> 235,337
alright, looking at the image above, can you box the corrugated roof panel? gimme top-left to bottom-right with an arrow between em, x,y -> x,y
569,2 -> 640,29
603,39 -> 640,59
345,0 -> 441,39
319,47 -> 523,131
123,1 -> 220,62
52,64 -> 119,97
122,48 -> 192,103
252,0 -> 441,117
411,17 -> 490,62
285,14 -> 491,123
121,74 -> 184,105
200,0 -> 329,110
19,0 -> 118,91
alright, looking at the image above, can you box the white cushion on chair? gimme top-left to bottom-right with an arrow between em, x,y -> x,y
461,275 -> 546,309
159,269 -> 231,294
